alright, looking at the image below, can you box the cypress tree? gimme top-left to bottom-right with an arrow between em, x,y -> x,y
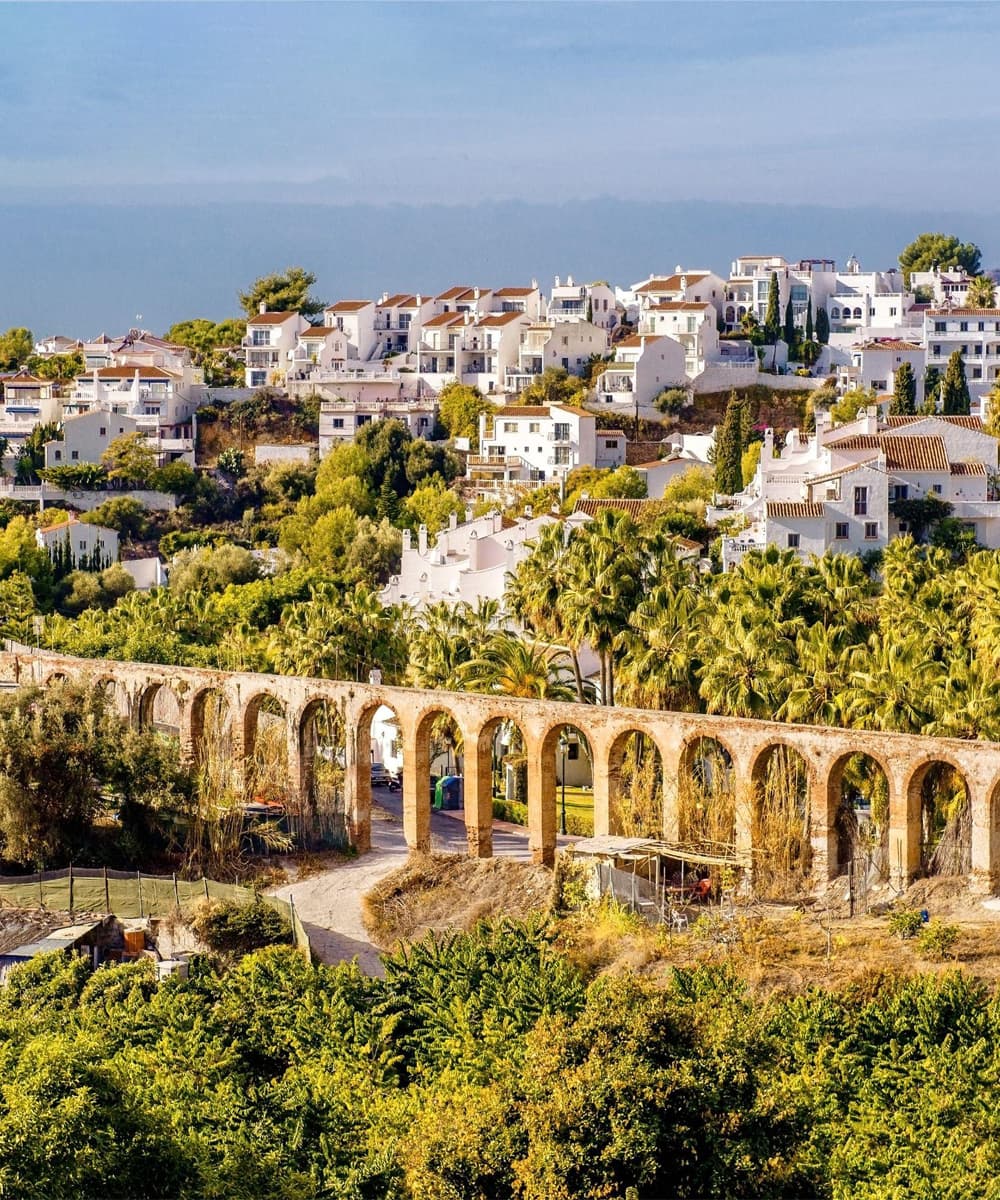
805,298 -> 814,342
923,366 -> 941,414
377,477 -> 399,523
941,349 -> 971,415
714,391 -> 744,496
764,272 -> 780,344
783,296 -> 796,349
890,361 -> 917,416
816,306 -> 830,344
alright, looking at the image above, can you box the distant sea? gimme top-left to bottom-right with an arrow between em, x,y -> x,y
2,198 -> 996,336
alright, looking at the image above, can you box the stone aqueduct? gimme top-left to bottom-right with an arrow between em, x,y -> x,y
5,649 -> 1000,894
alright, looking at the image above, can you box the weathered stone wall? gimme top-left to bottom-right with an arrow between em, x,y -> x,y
6,649 -> 1000,894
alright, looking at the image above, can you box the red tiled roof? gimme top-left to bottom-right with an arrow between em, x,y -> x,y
81,365 -> 177,380
856,339 -> 922,351
423,312 -> 465,328
766,501 -> 825,519
616,335 -> 663,348
635,272 -> 708,294
493,405 -> 549,418
649,301 -> 712,312
379,293 -> 418,307
950,461 -> 988,476
477,311 -> 526,327
436,286 -> 485,302
4,372 -> 46,385
493,286 -> 536,297
827,434 -> 950,472
325,300 -> 372,313
247,312 -> 300,325
299,326 -> 338,338
884,414 -> 984,430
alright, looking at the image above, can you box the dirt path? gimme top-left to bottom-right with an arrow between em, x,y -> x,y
271,809 -> 408,975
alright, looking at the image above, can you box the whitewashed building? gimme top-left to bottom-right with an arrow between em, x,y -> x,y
36,516 -> 118,570
923,307 -> 1000,413
242,310 -> 309,389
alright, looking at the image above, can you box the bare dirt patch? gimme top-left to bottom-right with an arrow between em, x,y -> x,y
362,851 -> 553,949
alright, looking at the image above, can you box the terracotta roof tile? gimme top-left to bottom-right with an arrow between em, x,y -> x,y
950,460 -> 988,476
766,501 -> 825,519
492,405 -> 549,418
81,365 -> 177,380
379,293 -> 419,307
648,301 -> 712,312
928,307 -> 1000,316
325,300 -> 372,313
436,286 -> 486,302
856,339 -> 922,351
299,326 -> 338,338
424,312 -> 465,329
493,286 -> 536,297
826,434 -> 950,472
616,335 -> 663,349
884,414 -> 984,430
477,311 -> 526,327
247,312 -> 300,325
635,272 -> 708,294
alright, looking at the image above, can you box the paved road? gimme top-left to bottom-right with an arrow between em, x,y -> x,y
371,786 -> 540,860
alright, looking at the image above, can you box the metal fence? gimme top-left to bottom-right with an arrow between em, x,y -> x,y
0,867 -> 311,962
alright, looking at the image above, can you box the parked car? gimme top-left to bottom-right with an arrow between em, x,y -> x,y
371,767 -> 400,790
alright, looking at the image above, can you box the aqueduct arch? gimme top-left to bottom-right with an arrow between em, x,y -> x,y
6,649 -> 1000,895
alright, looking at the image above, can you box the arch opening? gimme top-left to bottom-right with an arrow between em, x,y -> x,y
541,722 -> 593,840
137,682 -> 181,737
416,708 -> 464,820
912,760 -> 970,877
244,694 -> 288,807
678,736 -> 736,853
608,729 -> 664,839
190,688 -> 235,797
299,697 -> 348,849
751,743 -> 811,899
830,752 -> 890,884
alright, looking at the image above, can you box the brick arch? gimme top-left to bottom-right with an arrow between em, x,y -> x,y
136,680 -> 182,734
606,725 -> 671,839
823,748 -> 893,880
188,684 -> 233,770
463,712 -> 532,859
676,730 -> 739,850
242,690 -> 287,762
747,739 -> 814,894
905,753 -> 973,875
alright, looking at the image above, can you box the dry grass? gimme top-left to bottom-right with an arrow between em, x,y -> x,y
361,852 -> 552,949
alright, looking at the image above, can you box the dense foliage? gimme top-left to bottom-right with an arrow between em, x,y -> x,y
0,925 -> 997,1199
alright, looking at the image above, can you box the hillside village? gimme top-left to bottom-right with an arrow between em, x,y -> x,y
2,242 -> 999,599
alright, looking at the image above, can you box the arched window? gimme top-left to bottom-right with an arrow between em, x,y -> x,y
831,307 -> 841,319
853,307 -> 863,320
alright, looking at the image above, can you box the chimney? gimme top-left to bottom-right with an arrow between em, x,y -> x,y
258,301 -> 267,314
555,275 -> 561,287
418,524 -> 428,554
567,274 -> 574,287
448,511 -> 458,531
467,529 -> 480,571
531,278 -> 538,290
402,529 -> 411,552
525,504 -> 533,519
464,506 -> 473,523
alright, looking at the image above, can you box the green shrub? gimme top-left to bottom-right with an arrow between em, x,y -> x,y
492,798 -> 528,826
916,919 -> 959,960
888,908 -> 924,939
191,897 -> 292,956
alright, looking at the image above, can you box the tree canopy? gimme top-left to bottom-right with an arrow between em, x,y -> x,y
899,232 -> 982,286
0,328 -> 33,370
238,267 -> 324,318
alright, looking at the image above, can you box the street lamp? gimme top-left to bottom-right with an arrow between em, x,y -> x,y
559,730 -> 568,836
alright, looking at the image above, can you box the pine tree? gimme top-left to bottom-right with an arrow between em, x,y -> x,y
764,272 -> 780,344
816,307 -> 830,344
714,391 -> 744,496
377,478 -> 400,523
941,349 -> 971,415
783,296 -> 796,349
923,367 -> 941,414
805,299 -> 814,342
890,361 -> 917,416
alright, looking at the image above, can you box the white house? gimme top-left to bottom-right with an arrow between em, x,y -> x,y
0,371 -> 60,442
848,339 -> 926,403
506,319 -> 610,394
373,293 -> 435,358
719,409 -> 1000,567
242,309 -> 309,389
923,306 -> 1000,413
36,516 -> 118,570
321,301 -> 377,362
287,325 -> 350,382
593,335 -> 688,415
548,276 -> 618,331
45,410 -> 140,470
318,389 -> 437,453
65,365 -> 198,453
470,403 -> 625,493
633,269 -> 728,326
380,508 -> 558,611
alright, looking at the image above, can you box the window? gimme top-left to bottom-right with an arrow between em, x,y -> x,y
419,417 -> 429,427
54,450 -> 62,461
502,421 -> 517,433
890,307 -> 897,317
356,415 -> 371,427
835,522 -> 849,540
854,486 -> 868,516
528,422 -> 540,433
853,307 -> 862,320
332,418 -> 344,429
567,742 -> 580,761
960,321 -> 968,332
832,307 -> 841,319
935,321 -> 946,332
251,329 -> 270,346
973,367 -> 982,380
604,439 -> 619,449
890,484 -> 909,502
787,533 -> 800,549
99,427 -> 106,437
71,450 -> 79,461
932,484 -> 943,494
79,540 -> 86,551
979,322 -> 985,332
864,521 -> 878,540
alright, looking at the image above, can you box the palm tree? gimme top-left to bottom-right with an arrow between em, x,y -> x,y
840,633 -> 946,733
777,622 -> 851,726
460,633 -> 577,702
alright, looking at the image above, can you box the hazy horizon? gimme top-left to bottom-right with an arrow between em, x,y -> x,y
3,2 -> 999,334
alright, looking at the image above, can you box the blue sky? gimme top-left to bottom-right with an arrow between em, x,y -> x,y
1,2 -> 998,333
4,1 -> 999,208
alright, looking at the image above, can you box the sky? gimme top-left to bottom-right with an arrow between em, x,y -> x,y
1,1 -> 998,331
